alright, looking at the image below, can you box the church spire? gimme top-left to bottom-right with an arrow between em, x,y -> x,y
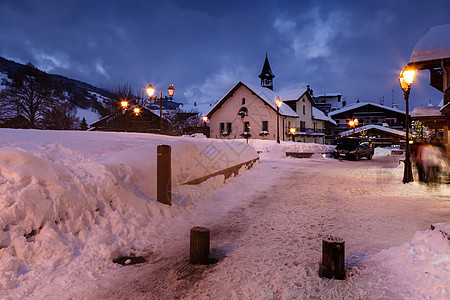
258,53 -> 275,90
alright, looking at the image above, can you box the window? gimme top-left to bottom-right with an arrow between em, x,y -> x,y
242,98 -> 246,105
227,122 -> 232,133
300,121 -> 306,132
303,105 -> 306,115
243,122 -> 250,132
313,122 -> 318,132
220,123 -> 225,131
262,121 -> 268,131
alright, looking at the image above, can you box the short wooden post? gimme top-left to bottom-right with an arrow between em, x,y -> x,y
319,236 -> 345,280
190,226 -> 210,265
157,145 -> 171,206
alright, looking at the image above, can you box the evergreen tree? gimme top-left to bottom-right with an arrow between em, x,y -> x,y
79,117 -> 89,130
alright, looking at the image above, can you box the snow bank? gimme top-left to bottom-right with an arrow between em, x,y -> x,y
362,226 -> 450,298
248,139 -> 335,160
0,129 -> 257,293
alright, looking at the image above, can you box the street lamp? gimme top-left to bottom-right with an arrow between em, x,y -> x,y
349,118 -> 358,135
399,67 -> 416,183
133,107 -> 140,131
146,84 -> 175,134
275,96 -> 282,144
202,116 -> 208,136
121,101 -> 128,131
290,127 -> 296,142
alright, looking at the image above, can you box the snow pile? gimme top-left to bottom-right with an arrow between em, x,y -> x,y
363,226 -> 449,298
0,129 -> 257,293
248,139 -> 335,160
0,129 -> 448,298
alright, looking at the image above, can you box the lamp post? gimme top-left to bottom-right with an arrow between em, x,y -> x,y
275,96 -> 282,143
133,107 -> 140,132
146,84 -> 175,134
290,127 -> 296,142
202,116 -> 208,136
349,118 -> 358,135
399,68 -> 416,183
121,101 -> 128,131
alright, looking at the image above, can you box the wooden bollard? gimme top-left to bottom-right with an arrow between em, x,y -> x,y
190,226 -> 210,265
319,235 -> 345,280
157,145 -> 171,206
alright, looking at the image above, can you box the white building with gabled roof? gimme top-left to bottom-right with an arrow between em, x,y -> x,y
206,81 -> 335,143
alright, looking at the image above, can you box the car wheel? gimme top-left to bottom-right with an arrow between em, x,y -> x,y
355,153 -> 360,161
367,153 -> 373,160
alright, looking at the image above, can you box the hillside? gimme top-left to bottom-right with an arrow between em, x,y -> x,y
0,56 -> 111,123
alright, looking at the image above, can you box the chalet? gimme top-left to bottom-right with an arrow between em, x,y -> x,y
340,124 -> 406,147
328,102 -> 406,139
90,107 -> 166,133
313,90 -> 344,115
206,56 -> 335,143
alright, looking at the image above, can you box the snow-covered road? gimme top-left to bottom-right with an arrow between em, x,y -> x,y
85,156 -> 450,299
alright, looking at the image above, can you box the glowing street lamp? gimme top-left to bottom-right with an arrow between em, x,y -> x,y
290,127 -> 296,142
399,67 -> 416,183
349,118 -> 358,135
133,107 -> 141,131
120,101 -> 129,131
121,101 -> 128,111
275,96 -> 282,144
146,84 -> 175,134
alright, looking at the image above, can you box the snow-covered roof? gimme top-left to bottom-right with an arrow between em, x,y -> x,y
206,81 -> 299,118
242,82 -> 299,117
328,102 -> 406,117
412,106 -> 443,118
312,107 -> 336,125
314,93 -> 342,98
341,124 -> 406,138
410,24 -> 450,63
179,102 -> 212,116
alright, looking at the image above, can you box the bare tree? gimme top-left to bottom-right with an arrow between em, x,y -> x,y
0,63 -> 62,128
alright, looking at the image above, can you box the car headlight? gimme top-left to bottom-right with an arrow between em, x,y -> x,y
349,150 -> 355,154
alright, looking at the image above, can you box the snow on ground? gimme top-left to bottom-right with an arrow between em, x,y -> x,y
75,108 -> 100,127
0,129 -> 448,299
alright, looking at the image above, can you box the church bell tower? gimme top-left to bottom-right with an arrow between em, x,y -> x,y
258,54 -> 275,90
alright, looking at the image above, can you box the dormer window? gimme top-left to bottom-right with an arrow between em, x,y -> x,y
237,107 -> 248,118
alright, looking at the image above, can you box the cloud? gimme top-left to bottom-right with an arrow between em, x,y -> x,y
273,7 -> 350,60
184,61 -> 252,105
31,48 -> 70,72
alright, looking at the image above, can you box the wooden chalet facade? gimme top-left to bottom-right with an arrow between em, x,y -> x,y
328,102 -> 406,141
340,124 -> 406,147
406,24 -> 450,158
90,108 -> 166,133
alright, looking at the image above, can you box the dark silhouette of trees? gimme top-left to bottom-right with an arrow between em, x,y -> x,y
0,63 -> 80,129
0,63 -> 63,128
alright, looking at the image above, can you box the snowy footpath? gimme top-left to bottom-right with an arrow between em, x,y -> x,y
0,129 -> 449,299
88,155 -> 449,300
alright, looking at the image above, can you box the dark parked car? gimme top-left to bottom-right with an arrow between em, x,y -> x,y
333,137 -> 374,160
